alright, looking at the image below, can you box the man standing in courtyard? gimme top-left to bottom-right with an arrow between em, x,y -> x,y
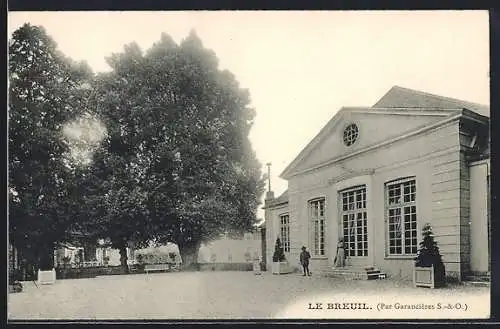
300,246 -> 311,276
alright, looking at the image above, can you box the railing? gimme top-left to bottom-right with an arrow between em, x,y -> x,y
57,261 -> 101,268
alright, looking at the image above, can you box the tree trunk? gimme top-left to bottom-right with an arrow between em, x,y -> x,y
38,243 -> 55,271
179,242 -> 201,270
119,247 -> 129,274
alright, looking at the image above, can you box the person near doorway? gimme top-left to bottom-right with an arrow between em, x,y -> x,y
334,238 -> 346,267
300,246 -> 311,276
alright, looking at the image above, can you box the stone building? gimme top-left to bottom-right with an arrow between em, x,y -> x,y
264,86 -> 490,280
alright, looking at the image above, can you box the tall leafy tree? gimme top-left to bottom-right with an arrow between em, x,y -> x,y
90,30 -> 265,268
8,23 -> 93,273
77,42 -> 172,273
162,31 -> 265,265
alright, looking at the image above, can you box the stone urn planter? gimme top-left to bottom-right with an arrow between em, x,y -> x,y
38,268 -> 56,285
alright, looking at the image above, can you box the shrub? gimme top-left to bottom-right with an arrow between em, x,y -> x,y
272,237 -> 286,262
136,251 -> 171,264
415,223 -> 445,281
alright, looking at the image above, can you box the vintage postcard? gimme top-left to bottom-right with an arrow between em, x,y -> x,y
7,10 -> 490,321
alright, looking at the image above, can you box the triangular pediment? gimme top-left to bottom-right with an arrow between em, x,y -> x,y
280,107 -> 460,179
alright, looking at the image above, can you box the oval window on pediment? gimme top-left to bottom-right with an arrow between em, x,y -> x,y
343,123 -> 359,147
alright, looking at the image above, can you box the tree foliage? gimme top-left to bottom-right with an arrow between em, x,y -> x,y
82,30 -> 265,267
414,223 -> 444,267
8,23 -> 93,270
9,25 -> 265,272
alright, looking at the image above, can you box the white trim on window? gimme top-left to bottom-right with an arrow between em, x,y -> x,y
385,177 -> 418,257
309,198 -> 326,256
339,185 -> 368,257
279,213 -> 290,253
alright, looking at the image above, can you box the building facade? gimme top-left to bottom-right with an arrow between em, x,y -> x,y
198,232 -> 261,263
264,86 -> 490,280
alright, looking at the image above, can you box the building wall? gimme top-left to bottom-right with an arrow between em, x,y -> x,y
198,233 -> 261,263
265,203 -> 289,268
371,159 -> 432,279
294,110 -> 449,173
458,150 -> 471,277
268,120 -> 469,278
469,159 -> 490,274
54,246 -> 84,266
96,247 -> 134,266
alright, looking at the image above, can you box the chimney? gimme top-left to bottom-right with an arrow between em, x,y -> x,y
265,162 -> 275,200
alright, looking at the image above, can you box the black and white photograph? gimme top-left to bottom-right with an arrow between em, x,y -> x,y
7,10 -> 490,320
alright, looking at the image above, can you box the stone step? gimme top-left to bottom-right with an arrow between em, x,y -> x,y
462,281 -> 490,288
325,272 -> 382,280
465,271 -> 490,280
464,276 -> 490,283
321,266 -> 386,280
329,266 -> 376,272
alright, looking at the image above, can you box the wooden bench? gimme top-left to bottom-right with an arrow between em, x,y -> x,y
144,263 -> 171,274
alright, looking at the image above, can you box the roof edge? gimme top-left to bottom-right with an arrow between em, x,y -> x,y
280,108 -> 347,179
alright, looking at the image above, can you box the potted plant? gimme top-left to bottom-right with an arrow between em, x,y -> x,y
414,223 -> 446,288
272,237 -> 291,274
103,256 -> 110,267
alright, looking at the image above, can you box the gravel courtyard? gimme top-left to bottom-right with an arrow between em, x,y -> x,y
8,271 -> 490,320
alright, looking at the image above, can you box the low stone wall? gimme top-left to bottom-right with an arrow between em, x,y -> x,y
199,262 -> 253,272
54,262 -> 253,279
55,266 -> 129,279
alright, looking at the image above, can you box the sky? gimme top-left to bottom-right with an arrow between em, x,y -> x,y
8,10 -> 490,220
